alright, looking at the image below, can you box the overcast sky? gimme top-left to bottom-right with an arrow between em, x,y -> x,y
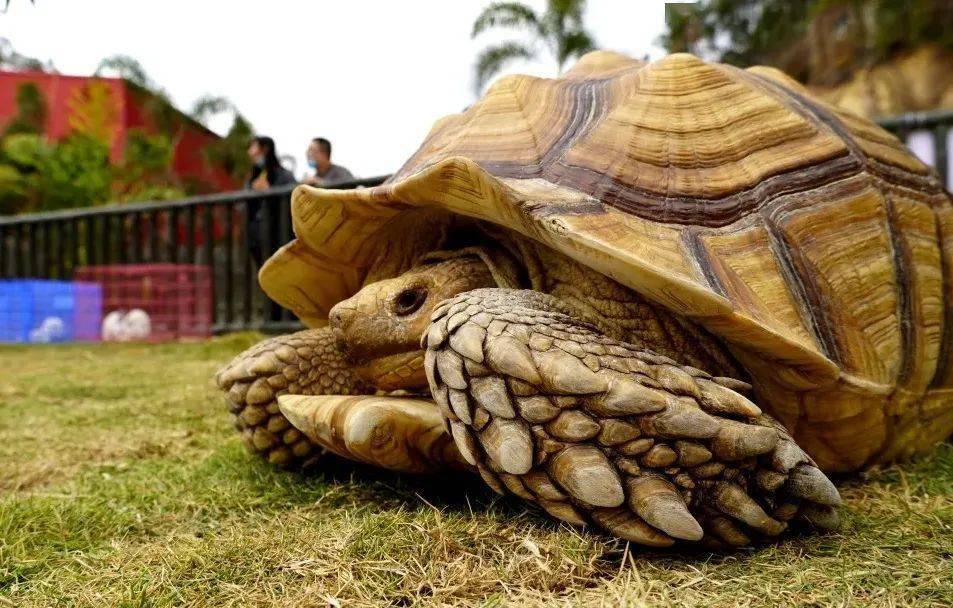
2,0 -> 675,179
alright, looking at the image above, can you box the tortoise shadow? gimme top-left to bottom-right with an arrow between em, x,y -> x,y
295,451 -> 498,511
288,451 -> 848,568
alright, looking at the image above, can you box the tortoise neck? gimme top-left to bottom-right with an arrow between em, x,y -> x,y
506,237 -> 744,379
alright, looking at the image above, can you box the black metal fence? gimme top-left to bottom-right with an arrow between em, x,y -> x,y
878,109 -> 952,188
1,110 -> 952,334
0,176 -> 387,334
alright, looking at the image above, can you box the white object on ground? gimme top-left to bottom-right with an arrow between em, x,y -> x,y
101,309 -> 153,342
29,316 -> 66,343
102,310 -> 125,341
122,309 -> 152,341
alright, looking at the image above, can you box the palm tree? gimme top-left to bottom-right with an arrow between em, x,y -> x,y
190,95 -> 238,128
95,55 -> 155,90
471,0 -> 596,92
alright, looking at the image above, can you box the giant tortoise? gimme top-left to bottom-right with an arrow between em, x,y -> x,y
216,52 -> 953,548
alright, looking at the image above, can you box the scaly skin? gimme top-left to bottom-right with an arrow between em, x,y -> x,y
422,289 -> 841,547
216,256 -> 495,469
215,328 -> 372,467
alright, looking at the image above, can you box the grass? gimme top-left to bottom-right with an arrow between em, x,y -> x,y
0,335 -> 950,607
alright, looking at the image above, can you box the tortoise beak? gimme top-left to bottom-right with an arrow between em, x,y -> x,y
329,297 -> 429,391
328,300 -> 357,335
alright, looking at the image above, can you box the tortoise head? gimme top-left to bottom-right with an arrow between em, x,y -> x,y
328,255 -> 496,391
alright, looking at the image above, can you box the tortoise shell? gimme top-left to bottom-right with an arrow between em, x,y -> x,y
262,52 -> 953,471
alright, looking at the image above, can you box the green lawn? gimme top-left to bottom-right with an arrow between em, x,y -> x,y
1,336 -> 951,607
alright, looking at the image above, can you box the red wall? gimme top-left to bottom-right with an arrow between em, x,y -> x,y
0,70 -> 239,192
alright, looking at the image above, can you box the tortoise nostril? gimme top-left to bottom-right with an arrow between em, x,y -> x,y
329,304 -> 353,330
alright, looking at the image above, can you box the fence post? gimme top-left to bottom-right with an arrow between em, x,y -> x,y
934,125 -> 949,187
16,223 -> 26,277
223,203 -> 234,328
147,211 -> 158,263
55,221 -> 65,278
203,204 -> 217,330
186,205 -> 196,264
129,213 -> 140,264
241,200 -> 253,328
167,207 -> 178,264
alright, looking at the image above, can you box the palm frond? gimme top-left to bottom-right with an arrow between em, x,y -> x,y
472,2 -> 540,38
190,95 -> 236,125
473,41 -> 535,93
548,0 -> 587,26
2,1 -> 35,14
540,0 -> 589,57
94,55 -> 154,90
556,29 -> 596,71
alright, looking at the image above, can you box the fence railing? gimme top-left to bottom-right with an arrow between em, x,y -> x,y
879,109 -> 952,188
1,110 -> 952,335
0,176 -> 388,334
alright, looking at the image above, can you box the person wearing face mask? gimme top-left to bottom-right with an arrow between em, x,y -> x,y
301,137 -> 354,186
245,136 -> 296,266
246,136 -> 297,191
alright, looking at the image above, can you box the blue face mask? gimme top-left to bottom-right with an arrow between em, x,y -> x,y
307,159 -> 317,169
253,156 -> 266,168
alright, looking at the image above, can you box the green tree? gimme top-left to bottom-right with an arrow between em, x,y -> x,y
203,113 -> 254,183
40,134 -> 113,210
191,94 -> 254,182
661,0 -> 953,85
471,0 -> 596,92
0,163 -> 27,214
112,129 -> 184,202
3,82 -> 47,136
0,133 -> 112,213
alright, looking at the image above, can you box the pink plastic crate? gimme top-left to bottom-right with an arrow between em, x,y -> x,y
74,264 -> 212,341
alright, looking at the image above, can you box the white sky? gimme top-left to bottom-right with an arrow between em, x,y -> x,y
2,0 -> 675,179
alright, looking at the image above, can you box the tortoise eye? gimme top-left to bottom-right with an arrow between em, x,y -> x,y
393,287 -> 428,316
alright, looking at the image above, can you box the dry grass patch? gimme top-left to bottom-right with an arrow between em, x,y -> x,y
0,337 -> 950,607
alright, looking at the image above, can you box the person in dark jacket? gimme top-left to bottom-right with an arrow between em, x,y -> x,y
245,136 -> 296,267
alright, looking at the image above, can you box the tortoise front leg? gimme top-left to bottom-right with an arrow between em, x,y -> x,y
215,327 -> 372,467
424,288 -> 842,548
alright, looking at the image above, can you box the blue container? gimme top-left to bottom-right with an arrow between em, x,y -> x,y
0,280 -> 103,343
73,282 -> 104,341
0,282 -> 31,342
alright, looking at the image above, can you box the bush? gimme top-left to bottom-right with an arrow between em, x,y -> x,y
0,133 -> 112,213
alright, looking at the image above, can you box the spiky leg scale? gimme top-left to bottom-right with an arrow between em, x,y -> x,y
424,289 -> 841,547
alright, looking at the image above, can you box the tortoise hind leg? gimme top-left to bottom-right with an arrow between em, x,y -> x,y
277,395 -> 470,474
215,327 -> 372,468
424,288 -> 841,548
